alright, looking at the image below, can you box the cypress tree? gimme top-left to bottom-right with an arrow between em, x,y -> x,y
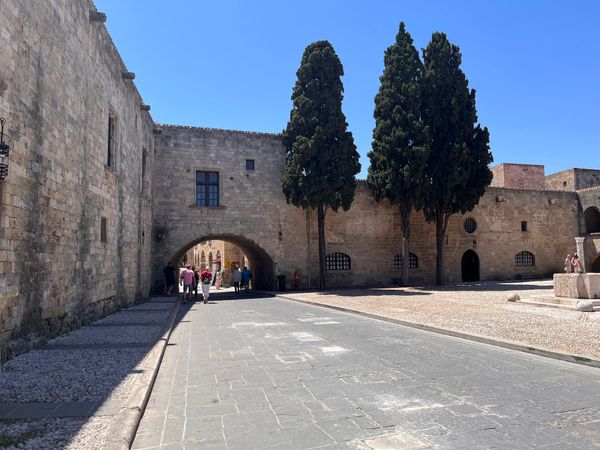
282,40 -> 360,290
367,22 -> 430,286
421,33 -> 493,285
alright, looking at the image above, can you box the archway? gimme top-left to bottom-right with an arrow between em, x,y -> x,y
169,234 -> 275,290
461,250 -> 480,282
591,254 -> 600,273
584,207 -> 600,234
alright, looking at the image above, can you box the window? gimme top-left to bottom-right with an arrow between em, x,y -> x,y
326,252 -> 351,271
100,217 -> 107,243
246,159 -> 255,171
464,218 -> 477,234
196,171 -> 219,206
563,181 -> 567,187
393,253 -> 419,270
216,251 -> 221,260
515,251 -> 535,267
201,251 -> 206,262
107,111 -> 117,168
209,252 -> 213,266
521,221 -> 528,232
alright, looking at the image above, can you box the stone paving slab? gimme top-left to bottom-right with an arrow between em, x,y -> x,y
278,280 -> 600,364
133,290 -> 600,449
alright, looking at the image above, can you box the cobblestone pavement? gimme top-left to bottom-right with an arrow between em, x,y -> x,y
281,280 -> 600,361
0,297 -> 178,449
133,290 -> 600,449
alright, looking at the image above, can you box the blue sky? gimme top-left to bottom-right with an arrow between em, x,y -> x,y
95,0 -> 600,179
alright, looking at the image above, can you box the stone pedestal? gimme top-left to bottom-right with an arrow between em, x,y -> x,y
554,273 -> 600,299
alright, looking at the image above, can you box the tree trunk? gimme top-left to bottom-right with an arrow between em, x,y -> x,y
435,211 -> 445,286
399,205 -> 411,286
306,209 -> 311,289
317,205 -> 327,290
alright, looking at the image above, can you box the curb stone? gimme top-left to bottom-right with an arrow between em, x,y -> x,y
276,294 -> 600,370
104,298 -> 181,449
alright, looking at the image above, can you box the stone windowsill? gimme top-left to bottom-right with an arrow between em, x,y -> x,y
188,205 -> 226,210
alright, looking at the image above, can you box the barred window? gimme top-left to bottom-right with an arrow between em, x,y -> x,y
393,253 -> 419,270
515,251 -> 535,267
464,218 -> 477,234
326,252 -> 351,271
196,171 -> 219,206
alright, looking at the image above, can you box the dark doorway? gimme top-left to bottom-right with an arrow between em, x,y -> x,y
461,250 -> 480,282
591,255 -> 600,273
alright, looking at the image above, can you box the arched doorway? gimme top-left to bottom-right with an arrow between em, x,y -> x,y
584,207 -> 600,234
168,234 -> 275,290
591,254 -> 600,273
461,250 -> 480,282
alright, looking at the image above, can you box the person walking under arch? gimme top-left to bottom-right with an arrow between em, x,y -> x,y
180,265 -> 195,303
232,265 -> 242,293
200,266 -> 212,304
241,266 -> 252,292
163,262 -> 176,296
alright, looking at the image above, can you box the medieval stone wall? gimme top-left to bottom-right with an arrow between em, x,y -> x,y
490,163 -> 545,190
0,0 -> 154,359
545,168 -> 576,191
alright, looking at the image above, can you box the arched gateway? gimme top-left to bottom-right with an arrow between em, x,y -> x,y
167,235 -> 275,290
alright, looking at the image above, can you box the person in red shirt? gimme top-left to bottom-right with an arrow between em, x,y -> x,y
180,265 -> 195,303
200,267 -> 212,304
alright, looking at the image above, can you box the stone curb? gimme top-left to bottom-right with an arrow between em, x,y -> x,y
276,294 -> 600,370
104,298 -> 181,449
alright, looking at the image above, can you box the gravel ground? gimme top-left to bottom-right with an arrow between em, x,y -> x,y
0,347 -> 150,403
280,280 -> 600,361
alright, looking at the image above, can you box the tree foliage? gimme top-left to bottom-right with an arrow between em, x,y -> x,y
421,32 -> 493,285
282,40 -> 360,289
367,22 -> 430,285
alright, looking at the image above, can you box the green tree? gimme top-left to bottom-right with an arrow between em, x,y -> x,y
421,32 -> 493,285
367,22 -> 430,286
282,40 -> 360,290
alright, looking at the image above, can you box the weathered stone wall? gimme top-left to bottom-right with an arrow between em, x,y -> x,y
545,168 -> 576,191
574,169 -> 600,190
153,126 -> 581,290
490,163 -> 545,190
0,0 -> 154,360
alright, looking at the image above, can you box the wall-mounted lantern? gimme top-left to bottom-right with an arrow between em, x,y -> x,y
0,118 -> 9,181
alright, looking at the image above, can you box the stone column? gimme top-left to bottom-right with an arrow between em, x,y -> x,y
575,237 -> 586,273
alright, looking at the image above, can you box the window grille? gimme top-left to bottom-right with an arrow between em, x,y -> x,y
326,252 -> 351,271
393,253 -> 419,269
196,171 -> 219,206
464,218 -> 477,234
515,251 -> 535,267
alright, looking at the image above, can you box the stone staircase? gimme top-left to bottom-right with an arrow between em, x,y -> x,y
517,295 -> 600,311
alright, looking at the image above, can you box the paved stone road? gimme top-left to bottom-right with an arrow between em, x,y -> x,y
133,292 -> 600,449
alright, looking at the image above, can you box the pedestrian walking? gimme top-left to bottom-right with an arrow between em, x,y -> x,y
180,265 -> 195,303
163,262 -> 176,296
200,267 -> 212,303
232,265 -> 242,292
241,266 -> 252,292
571,254 -> 583,273
192,266 -> 200,300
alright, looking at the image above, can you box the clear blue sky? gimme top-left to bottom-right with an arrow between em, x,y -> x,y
95,0 -> 600,179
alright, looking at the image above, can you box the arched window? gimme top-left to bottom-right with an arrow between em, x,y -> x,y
515,251 -> 535,267
326,252 -> 351,271
200,251 -> 206,262
208,252 -> 213,266
393,253 -> 419,270
216,250 -> 221,260
584,207 -> 600,234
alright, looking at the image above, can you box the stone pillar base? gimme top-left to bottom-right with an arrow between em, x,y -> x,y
554,273 -> 600,299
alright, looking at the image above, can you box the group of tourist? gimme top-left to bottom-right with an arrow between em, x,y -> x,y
231,265 -> 252,293
162,262 -> 252,302
564,253 -> 584,273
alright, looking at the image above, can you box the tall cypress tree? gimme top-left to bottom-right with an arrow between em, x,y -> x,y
367,22 -> 430,286
282,40 -> 360,290
421,33 -> 493,285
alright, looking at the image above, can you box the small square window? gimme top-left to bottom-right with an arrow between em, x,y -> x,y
101,217 -> 107,242
246,159 -> 255,171
563,181 -> 567,187
521,221 -> 528,232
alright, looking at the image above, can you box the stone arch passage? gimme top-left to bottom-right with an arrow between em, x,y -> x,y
169,234 -> 275,290
461,250 -> 480,282
584,207 -> 600,234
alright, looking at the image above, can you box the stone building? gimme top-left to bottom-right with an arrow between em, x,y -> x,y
0,0 -> 599,360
